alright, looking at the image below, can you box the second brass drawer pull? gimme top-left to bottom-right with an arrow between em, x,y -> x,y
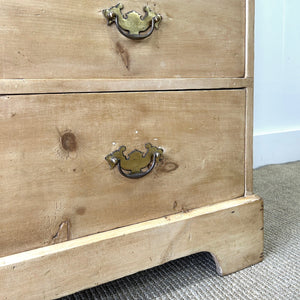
102,3 -> 162,40
105,143 -> 163,179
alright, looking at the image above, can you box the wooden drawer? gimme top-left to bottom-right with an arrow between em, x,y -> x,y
0,89 -> 245,257
0,0 -> 245,80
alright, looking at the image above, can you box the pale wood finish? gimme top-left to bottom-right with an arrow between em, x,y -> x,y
245,0 -> 255,78
0,78 -> 253,95
0,0 -> 245,80
0,90 -> 245,257
0,195 -> 264,300
245,0 -> 255,195
0,1 -> 259,298
245,87 -> 254,194
244,0 -> 254,194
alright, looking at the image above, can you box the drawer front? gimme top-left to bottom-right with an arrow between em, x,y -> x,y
0,0 -> 245,80
0,90 -> 245,257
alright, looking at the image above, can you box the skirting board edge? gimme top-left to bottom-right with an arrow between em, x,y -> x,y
254,130 -> 300,168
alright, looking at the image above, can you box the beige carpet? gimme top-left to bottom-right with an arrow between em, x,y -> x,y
60,161 -> 300,300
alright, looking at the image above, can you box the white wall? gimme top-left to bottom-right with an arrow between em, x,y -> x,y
254,0 -> 300,168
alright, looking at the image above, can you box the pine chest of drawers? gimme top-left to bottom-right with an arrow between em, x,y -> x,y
0,1 -> 263,299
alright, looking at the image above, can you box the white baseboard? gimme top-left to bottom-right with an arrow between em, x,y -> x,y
253,130 -> 300,168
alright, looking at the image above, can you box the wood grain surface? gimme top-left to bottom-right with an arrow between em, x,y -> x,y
245,87 -> 254,194
0,90 -> 246,257
0,78 -> 253,95
0,1 -> 258,298
0,0 -> 245,80
0,195 -> 264,300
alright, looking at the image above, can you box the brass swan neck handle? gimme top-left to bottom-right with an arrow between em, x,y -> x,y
102,3 -> 162,40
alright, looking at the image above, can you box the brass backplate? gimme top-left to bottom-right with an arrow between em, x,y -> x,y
103,3 -> 162,37
105,143 -> 163,174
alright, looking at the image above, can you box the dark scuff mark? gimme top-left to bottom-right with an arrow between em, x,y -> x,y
116,41 -> 130,70
181,205 -> 189,213
76,207 -> 86,216
159,161 -> 179,173
173,201 -> 178,210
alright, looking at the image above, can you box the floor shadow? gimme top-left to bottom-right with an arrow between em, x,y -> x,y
58,252 -> 218,300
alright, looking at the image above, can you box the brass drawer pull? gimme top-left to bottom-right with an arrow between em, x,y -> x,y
105,143 -> 163,179
102,3 -> 162,40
